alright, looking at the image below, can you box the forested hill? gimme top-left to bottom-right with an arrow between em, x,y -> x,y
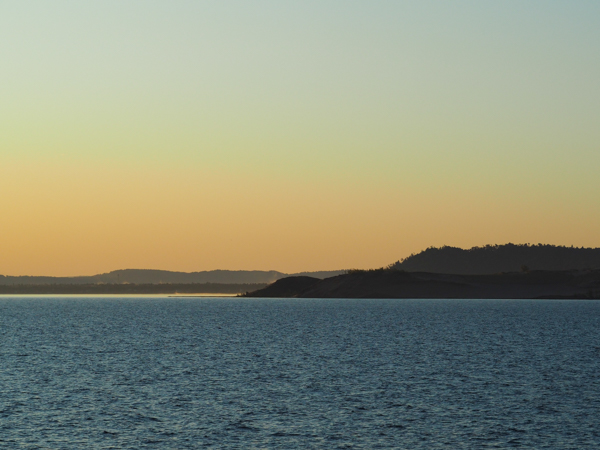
390,244 -> 600,275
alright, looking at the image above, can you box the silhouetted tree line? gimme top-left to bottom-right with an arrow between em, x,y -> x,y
388,243 -> 600,275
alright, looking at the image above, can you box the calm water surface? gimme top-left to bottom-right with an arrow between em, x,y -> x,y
0,297 -> 599,449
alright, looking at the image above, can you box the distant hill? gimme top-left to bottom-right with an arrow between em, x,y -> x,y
0,269 -> 344,286
389,244 -> 600,275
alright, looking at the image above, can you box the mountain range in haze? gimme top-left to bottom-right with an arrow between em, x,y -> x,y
0,269 -> 345,286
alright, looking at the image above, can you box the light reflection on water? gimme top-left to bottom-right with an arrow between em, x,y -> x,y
0,297 -> 599,449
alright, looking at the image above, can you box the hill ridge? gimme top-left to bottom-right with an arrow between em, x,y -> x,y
390,243 -> 600,275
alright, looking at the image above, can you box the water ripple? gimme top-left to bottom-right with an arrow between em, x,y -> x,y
0,297 -> 599,448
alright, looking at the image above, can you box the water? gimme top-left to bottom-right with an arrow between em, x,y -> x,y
1,297 -> 599,449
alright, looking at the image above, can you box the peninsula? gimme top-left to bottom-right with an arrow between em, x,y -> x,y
242,269 -> 600,299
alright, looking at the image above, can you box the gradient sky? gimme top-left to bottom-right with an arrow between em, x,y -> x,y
1,1 -> 599,276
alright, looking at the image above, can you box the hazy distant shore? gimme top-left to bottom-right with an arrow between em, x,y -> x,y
0,283 -> 267,295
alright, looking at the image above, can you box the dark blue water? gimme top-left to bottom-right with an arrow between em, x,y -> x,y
1,297 -> 599,449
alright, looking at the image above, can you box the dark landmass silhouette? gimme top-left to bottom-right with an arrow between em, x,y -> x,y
390,244 -> 600,274
0,269 -> 344,286
4,244 -> 599,296
242,270 -> 600,299
0,283 -> 267,295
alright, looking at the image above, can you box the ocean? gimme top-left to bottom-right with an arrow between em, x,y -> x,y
1,297 -> 599,449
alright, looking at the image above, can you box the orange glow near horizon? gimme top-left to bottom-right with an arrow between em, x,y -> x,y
1,156 -> 599,277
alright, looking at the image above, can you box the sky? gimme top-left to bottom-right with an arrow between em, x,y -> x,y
1,1 -> 599,276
